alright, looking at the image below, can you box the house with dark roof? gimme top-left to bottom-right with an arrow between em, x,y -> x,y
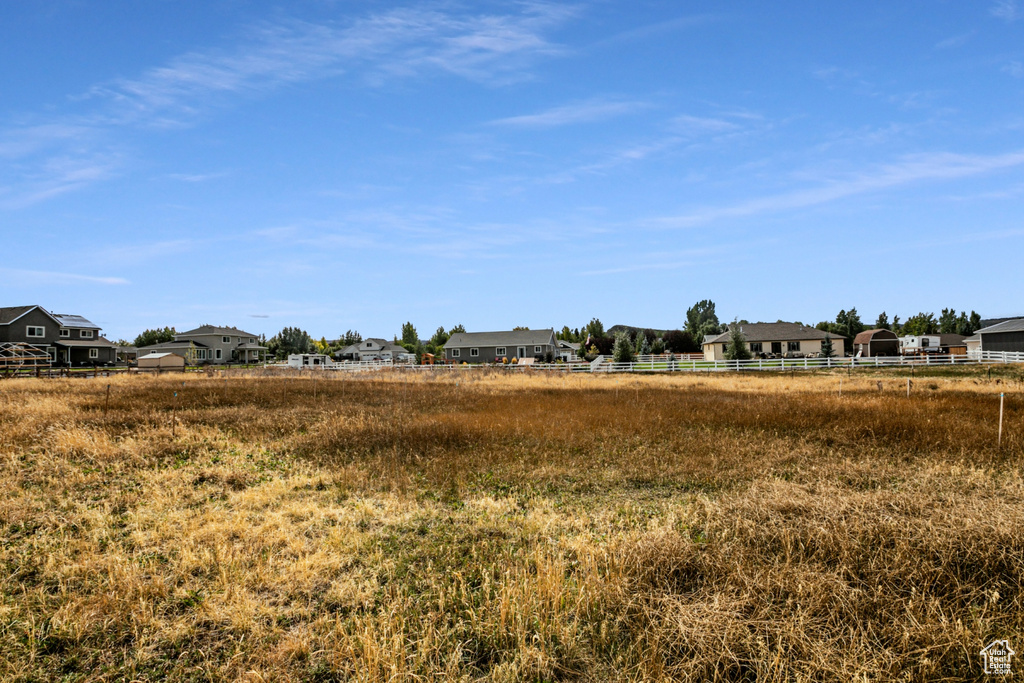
137,325 -> 266,364
853,328 -> 899,357
444,329 -> 559,363
974,318 -> 1024,353
702,322 -> 845,361
0,305 -> 117,366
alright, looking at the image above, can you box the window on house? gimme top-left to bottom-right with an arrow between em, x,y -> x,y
470,348 -> 479,357
216,349 -> 223,360
249,338 -> 254,344
26,326 -> 44,338
59,329 -> 70,338
750,342 -> 762,353
788,341 -> 800,352
80,330 -> 94,339
89,348 -> 99,359
495,347 -> 506,356
534,346 -> 542,353
451,349 -> 460,358
222,336 -> 230,343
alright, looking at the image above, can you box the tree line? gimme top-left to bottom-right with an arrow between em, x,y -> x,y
125,302 -> 985,363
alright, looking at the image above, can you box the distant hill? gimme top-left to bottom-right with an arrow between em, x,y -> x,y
980,316 -> 1023,328
607,325 -> 672,337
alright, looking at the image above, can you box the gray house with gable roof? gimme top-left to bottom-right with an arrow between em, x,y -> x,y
137,325 -> 267,364
444,329 -> 559,363
0,305 -> 118,366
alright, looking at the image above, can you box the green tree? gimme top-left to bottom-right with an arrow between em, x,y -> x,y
902,312 -> 938,336
820,334 -> 836,359
938,308 -> 958,334
723,322 -> 751,361
685,300 -> 721,342
268,327 -> 312,359
834,308 -> 865,339
967,311 -> 982,335
512,325 -> 530,331
612,331 -> 634,363
448,323 -> 466,335
400,322 -> 418,349
650,338 -> 665,354
430,326 -> 450,348
874,312 -> 890,330
341,330 -> 362,346
585,318 -> 605,339
892,315 -> 902,335
133,326 -> 176,348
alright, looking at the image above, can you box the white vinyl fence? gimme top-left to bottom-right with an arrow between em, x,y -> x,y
281,350 -> 1024,374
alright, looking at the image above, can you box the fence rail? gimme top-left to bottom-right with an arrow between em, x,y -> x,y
318,350 -> 1024,374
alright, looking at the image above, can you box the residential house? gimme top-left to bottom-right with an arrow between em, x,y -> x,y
335,338 -> 414,362
0,305 -> 117,366
556,339 -> 580,362
899,333 -> 968,355
444,329 -> 559,363
852,329 -> 900,357
973,318 -> 1024,353
702,322 -> 845,361
137,325 -> 267,364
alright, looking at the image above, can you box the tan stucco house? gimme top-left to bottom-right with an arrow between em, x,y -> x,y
703,322 -> 845,360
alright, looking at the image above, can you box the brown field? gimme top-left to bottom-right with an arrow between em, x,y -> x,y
1,369 -> 1022,681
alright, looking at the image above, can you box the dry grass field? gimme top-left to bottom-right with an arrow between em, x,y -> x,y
1,368 -> 1022,681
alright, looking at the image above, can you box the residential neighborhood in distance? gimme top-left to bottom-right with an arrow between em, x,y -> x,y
2,301 -> 1022,371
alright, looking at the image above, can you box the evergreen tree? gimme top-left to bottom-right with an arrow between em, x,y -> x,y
640,335 -> 651,355
400,322 -> 418,349
892,315 -> 902,335
821,334 -> 836,359
723,322 -> 751,361
969,311 -> 982,335
133,326 -> 176,348
651,338 -> 665,354
685,300 -> 721,342
268,327 -> 312,359
586,318 -> 605,339
634,331 -> 644,355
938,308 -> 959,334
612,331 -> 634,363
874,312 -> 890,330
449,323 -> 466,335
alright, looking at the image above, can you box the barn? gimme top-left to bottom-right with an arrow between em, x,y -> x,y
853,329 -> 900,357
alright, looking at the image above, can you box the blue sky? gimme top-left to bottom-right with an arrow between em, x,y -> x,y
3,1 -> 1023,342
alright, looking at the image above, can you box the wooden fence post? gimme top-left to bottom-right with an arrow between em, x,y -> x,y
999,393 -> 1005,448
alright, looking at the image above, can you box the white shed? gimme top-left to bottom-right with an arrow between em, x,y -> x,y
137,352 -> 186,371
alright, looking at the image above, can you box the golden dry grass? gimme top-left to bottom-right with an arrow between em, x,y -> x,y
0,369 -> 1022,681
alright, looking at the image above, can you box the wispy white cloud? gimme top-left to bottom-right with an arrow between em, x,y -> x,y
991,0 -> 1022,22
1,3 -> 576,208
670,114 -> 740,135
488,98 -> 649,128
650,150 -> 1024,228
0,155 -> 118,209
935,31 -> 976,49
0,267 -> 129,286
167,171 -> 228,183
87,5 -> 574,124
1003,61 -> 1024,78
